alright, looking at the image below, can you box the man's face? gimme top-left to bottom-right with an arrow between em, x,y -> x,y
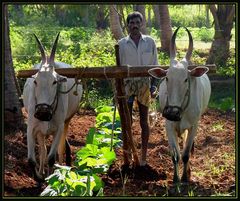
128,17 -> 142,35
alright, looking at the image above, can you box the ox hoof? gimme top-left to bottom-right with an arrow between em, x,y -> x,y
28,159 -> 45,182
28,158 -> 36,169
181,176 -> 190,183
35,173 -> 45,183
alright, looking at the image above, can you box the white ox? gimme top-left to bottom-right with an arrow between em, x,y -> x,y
148,27 -> 211,183
23,33 -> 83,180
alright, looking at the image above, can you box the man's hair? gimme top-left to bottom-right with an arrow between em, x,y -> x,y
127,11 -> 143,24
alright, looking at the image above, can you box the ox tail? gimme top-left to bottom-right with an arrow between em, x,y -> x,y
33,33 -> 46,64
50,32 -> 60,65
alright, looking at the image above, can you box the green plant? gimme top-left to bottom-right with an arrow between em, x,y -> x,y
197,27 -> 213,42
41,105 -> 122,197
211,122 -> 224,132
209,97 -> 235,112
40,164 -> 103,196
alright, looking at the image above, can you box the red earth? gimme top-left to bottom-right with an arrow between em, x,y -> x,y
3,107 -> 236,197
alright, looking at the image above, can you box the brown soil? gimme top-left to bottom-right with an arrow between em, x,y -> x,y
3,108 -> 236,197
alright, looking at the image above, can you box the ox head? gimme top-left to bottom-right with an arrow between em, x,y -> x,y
148,27 -> 209,121
33,33 -> 67,121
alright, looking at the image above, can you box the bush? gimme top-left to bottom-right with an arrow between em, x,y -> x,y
197,27 -> 213,42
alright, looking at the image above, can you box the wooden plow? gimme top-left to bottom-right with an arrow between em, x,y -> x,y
17,44 -> 216,167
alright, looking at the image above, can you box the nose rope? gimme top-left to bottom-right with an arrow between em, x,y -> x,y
34,84 -> 59,121
34,68 -> 85,121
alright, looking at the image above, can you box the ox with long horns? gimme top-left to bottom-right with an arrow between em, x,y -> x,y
148,27 -> 211,183
23,33 -> 83,180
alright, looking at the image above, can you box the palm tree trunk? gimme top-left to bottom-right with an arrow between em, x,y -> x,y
159,5 -> 172,54
119,5 -> 127,35
147,5 -> 152,28
135,5 -> 147,34
4,4 -> 24,130
109,5 -> 124,41
153,5 -> 160,29
153,5 -> 172,54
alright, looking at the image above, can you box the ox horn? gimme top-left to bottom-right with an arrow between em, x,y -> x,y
184,27 -> 193,62
170,26 -> 180,61
33,33 -> 46,64
49,32 -> 60,65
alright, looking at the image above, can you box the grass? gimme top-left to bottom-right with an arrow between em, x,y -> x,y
211,122 -> 224,132
208,80 -> 235,112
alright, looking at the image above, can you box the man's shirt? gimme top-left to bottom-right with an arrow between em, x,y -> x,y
118,34 -> 158,106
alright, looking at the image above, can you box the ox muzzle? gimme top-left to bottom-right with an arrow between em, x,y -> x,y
162,106 -> 183,121
34,103 -> 53,121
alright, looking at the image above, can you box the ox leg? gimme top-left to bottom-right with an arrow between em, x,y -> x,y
138,102 -> 150,166
58,120 -> 72,166
27,124 -> 39,180
48,124 -> 64,167
181,126 -> 197,182
166,121 -> 181,183
36,133 -> 47,178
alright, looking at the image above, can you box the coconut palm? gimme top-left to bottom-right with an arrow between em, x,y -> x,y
153,5 -> 172,54
4,4 -> 24,129
109,5 -> 124,41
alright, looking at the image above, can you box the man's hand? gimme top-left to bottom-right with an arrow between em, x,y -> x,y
150,86 -> 158,99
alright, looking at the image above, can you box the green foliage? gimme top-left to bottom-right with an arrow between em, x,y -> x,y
40,165 -> 103,196
11,26 -> 116,71
197,27 -> 214,42
209,79 -> 235,112
41,105 -> 121,197
169,5 -> 213,27
11,24 -> 235,112
157,51 -> 170,65
217,49 -> 235,77
209,97 -> 235,112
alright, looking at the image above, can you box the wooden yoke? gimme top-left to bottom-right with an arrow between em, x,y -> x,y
114,44 -> 139,166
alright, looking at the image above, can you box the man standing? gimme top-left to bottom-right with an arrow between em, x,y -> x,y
118,11 -> 158,166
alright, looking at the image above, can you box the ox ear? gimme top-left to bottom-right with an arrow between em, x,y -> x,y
57,75 -> 67,83
148,68 -> 167,79
189,66 -> 209,77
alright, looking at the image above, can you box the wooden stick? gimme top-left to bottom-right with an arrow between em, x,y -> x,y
114,44 -> 140,166
16,64 -> 216,78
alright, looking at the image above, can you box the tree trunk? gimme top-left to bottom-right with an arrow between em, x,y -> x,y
135,5 -> 147,34
206,5 -> 210,28
159,5 -> 172,54
109,5 -> 124,41
82,6 -> 89,26
4,4 -> 24,131
55,5 -> 67,26
207,5 -> 235,66
147,5 -> 152,28
13,5 -> 24,25
96,5 -> 108,29
119,5 -> 128,35
153,5 -> 172,54
153,5 -> 160,29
